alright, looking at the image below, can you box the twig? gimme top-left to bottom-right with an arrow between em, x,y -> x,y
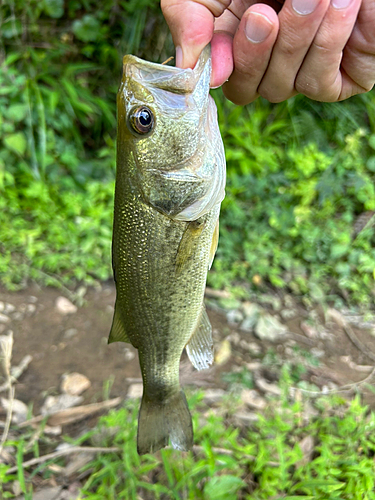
204,287 -> 231,299
0,333 -> 14,455
0,355 -> 33,393
6,446 -> 121,475
161,56 -> 174,65
291,366 -> 375,397
18,397 -> 121,428
343,322 -> 375,363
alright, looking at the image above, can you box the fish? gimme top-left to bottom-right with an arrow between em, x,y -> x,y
108,45 -> 226,455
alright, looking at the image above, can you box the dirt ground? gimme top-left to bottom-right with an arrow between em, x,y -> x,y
1,283 -> 375,412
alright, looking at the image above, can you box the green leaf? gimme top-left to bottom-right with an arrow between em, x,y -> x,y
43,0 -> 64,18
204,475 -> 244,500
369,135 -> 375,151
3,133 -> 27,156
6,104 -> 28,122
72,15 -> 101,42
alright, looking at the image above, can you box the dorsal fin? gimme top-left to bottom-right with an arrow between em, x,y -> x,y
185,308 -> 213,370
108,304 -> 130,344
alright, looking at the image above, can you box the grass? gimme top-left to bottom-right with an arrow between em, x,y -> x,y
2,372 -> 375,499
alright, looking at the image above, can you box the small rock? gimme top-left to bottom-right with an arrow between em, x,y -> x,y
300,321 -> 319,338
245,361 -> 262,370
247,342 -> 262,356
27,486 -> 62,500
64,328 -> 78,339
64,452 -> 94,477
12,312 -> 24,321
226,332 -> 240,346
296,435 -> 314,468
124,348 -> 135,361
226,309 -> 243,325
4,303 -> 15,314
127,383 -> 143,399
214,339 -> 231,365
26,303 -> 36,315
255,378 -> 281,396
234,411 -> 259,424
28,295 -> 38,303
0,313 -> 10,324
203,388 -> 225,404
254,314 -> 287,341
284,295 -> 295,308
44,425 -> 62,436
41,394 -> 83,416
1,398 -> 29,423
61,373 -> 91,396
241,389 -> 267,410
242,302 -> 261,320
0,302 -> 4,312
56,296 -> 77,315
280,308 -> 298,320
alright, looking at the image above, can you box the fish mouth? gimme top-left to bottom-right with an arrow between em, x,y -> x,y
123,45 -> 211,95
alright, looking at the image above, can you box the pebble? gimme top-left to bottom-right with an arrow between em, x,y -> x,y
280,308 -> 298,320
56,296 -> 77,315
234,411 -> 259,424
254,314 -> 287,341
1,398 -> 29,423
26,303 -> 36,315
241,389 -> 267,410
64,328 -> 78,339
214,339 -> 231,365
124,348 -> 135,361
0,313 -> 10,324
255,378 -> 282,396
4,303 -> 15,314
127,383 -> 143,399
203,388 -> 225,404
61,373 -> 91,396
28,295 -> 38,303
226,309 -> 244,325
41,394 -> 83,416
300,321 -> 319,338
12,312 -> 24,321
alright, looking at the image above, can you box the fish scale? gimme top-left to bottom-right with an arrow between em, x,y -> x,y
109,45 -> 226,454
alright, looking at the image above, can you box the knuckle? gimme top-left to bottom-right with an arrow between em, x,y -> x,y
258,83 -> 288,103
295,74 -> 337,101
196,0 -> 231,17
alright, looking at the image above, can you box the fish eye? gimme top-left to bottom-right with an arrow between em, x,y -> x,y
128,106 -> 154,136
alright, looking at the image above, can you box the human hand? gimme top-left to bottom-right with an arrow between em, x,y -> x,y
161,0 -> 375,104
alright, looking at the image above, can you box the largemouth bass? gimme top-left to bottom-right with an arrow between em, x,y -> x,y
109,46 -> 226,454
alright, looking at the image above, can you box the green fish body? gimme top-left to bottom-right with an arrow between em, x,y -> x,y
109,46 -> 226,454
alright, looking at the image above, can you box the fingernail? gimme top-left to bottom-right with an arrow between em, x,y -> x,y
331,0 -> 351,9
292,0 -> 320,15
175,46 -> 183,67
245,12 -> 273,44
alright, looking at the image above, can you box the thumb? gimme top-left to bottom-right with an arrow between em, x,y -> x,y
161,0 -> 231,69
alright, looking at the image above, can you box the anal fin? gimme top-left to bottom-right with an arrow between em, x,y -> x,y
108,305 -> 130,344
186,308 -> 213,370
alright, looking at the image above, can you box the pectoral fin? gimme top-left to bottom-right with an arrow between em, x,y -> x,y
186,308 -> 213,370
208,218 -> 219,270
175,219 -> 206,276
108,305 -> 130,344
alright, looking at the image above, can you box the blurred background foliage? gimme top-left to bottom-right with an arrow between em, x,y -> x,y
0,0 -> 375,307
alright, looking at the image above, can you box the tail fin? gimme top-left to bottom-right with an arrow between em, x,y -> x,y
137,389 -> 193,455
